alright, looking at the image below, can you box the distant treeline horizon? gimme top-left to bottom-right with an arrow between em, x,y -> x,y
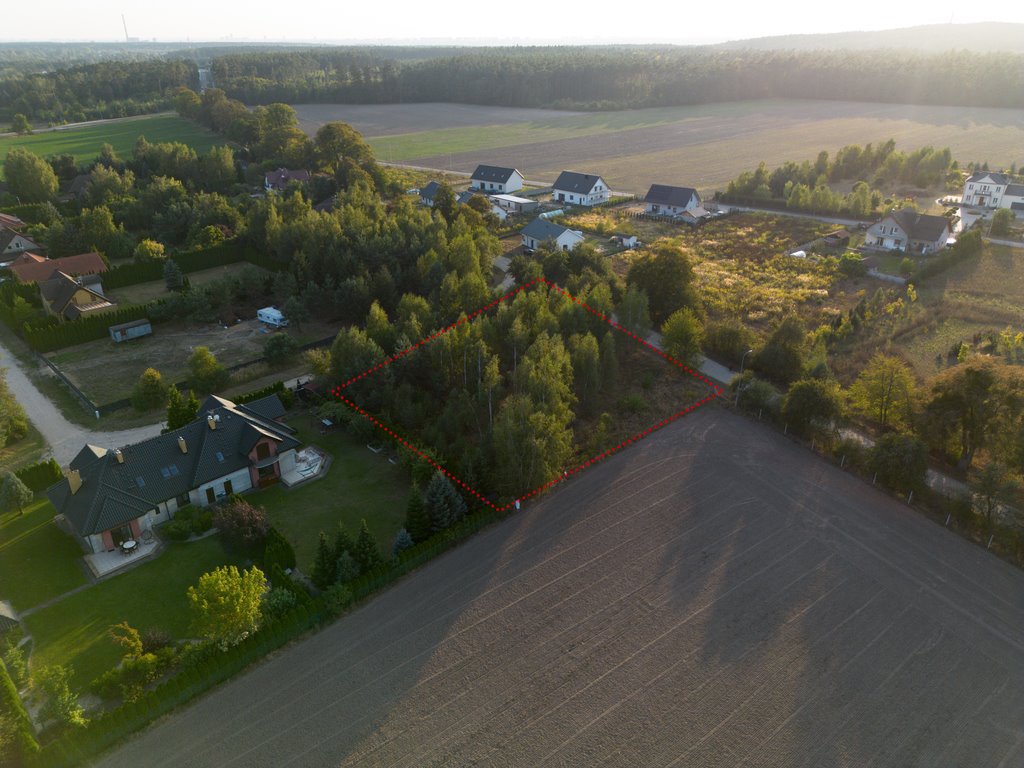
3,45 -> 1023,125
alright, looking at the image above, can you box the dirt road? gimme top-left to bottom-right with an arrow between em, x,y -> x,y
94,407 -> 1024,768
0,338 -> 162,467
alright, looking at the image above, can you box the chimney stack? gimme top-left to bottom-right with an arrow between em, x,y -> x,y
207,415 -> 216,430
114,448 -> 124,463
67,469 -> 82,495
178,436 -> 188,454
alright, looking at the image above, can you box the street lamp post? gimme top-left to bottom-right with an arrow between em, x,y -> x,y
740,348 -> 753,374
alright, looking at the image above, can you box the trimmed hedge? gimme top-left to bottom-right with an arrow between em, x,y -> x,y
14,458 -> 62,493
235,381 -> 294,410
23,304 -> 151,353
103,242 -> 283,290
0,657 -> 39,766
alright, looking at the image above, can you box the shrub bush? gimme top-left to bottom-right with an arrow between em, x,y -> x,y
869,433 -> 928,493
162,519 -> 192,541
190,510 -> 213,536
263,527 -> 296,572
14,457 -> 62,492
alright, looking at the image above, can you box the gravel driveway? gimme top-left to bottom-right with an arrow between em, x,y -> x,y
0,337 -> 163,467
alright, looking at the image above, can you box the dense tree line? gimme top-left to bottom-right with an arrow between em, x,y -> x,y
207,48 -> 1024,111
0,58 -> 197,123
724,141 -> 956,214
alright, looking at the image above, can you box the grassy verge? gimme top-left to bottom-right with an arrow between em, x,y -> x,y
0,420 -> 47,472
0,115 -> 223,179
23,536 -> 243,692
108,263 -> 270,307
259,421 -> 409,570
0,499 -> 87,613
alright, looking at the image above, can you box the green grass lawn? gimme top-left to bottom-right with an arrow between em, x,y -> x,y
24,536 -> 244,691
0,420 -> 47,473
0,115 -> 224,179
259,422 -> 410,571
108,263 -> 270,307
0,499 -> 87,612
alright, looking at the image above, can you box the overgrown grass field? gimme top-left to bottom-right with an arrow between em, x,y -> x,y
0,115 -> 223,178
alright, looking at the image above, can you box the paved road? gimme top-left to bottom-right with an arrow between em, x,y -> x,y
0,338 -> 162,467
95,407 -> 1024,768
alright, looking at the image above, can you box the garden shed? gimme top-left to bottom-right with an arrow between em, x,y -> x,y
109,318 -> 152,343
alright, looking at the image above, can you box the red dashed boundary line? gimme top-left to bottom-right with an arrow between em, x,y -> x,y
332,278 -> 724,512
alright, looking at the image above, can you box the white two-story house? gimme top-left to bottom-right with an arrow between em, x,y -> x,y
866,209 -> 951,255
961,171 -> 1010,208
552,171 -> 609,207
470,165 -> 524,194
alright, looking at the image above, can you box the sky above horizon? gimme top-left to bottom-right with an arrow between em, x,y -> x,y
2,2 -> 1023,44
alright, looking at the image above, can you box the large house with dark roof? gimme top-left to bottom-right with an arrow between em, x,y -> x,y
866,209 -> 951,254
470,165 -> 524,194
644,184 -> 702,217
48,395 -> 300,554
264,168 -> 311,192
552,171 -> 609,207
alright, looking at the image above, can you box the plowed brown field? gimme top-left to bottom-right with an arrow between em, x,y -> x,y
95,407 -> 1024,768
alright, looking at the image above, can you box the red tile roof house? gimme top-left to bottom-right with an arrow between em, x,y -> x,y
48,395 -> 300,557
7,251 -> 107,285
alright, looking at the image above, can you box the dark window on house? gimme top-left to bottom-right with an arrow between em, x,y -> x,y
135,476 -> 145,488
224,479 -> 233,495
206,488 -> 216,504
256,442 -> 271,460
215,451 -> 224,463
176,492 -> 190,507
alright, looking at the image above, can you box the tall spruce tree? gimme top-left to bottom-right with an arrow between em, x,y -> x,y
310,531 -> 336,589
353,519 -> 383,574
424,471 -> 467,533
404,488 -> 432,543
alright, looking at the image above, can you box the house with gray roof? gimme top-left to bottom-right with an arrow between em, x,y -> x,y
961,171 -> 1011,208
264,168 -> 311,193
419,181 -> 442,207
470,165 -> 524,194
48,394 -> 299,555
521,218 -> 584,252
39,270 -> 114,321
0,228 -> 40,257
552,171 -> 609,207
1003,183 -> 1024,217
866,209 -> 951,255
644,184 -> 702,217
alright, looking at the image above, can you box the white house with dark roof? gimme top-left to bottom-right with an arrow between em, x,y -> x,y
419,181 -> 441,206
0,228 -> 40,257
961,171 -> 1010,208
48,394 -> 299,555
644,184 -> 702,217
470,165 -> 524,194
1003,184 -> 1024,217
521,218 -> 584,252
552,171 -> 609,207
866,209 -> 950,254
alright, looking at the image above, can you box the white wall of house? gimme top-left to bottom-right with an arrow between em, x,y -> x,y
190,467 -> 254,506
2,236 -> 34,255
553,182 -> 609,207
471,172 -> 523,194
866,220 -> 908,251
645,197 -> 697,217
962,178 -> 1006,208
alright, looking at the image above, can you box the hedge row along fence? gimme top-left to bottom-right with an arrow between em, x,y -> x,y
22,304 -> 151,354
103,242 -> 283,290
0,657 -> 40,767
37,503 -> 511,766
14,458 -> 62,493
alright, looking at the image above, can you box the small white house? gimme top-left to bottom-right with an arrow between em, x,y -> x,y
644,184 -> 702,217
521,218 -> 584,252
470,165 -> 524,194
257,307 -> 289,327
552,171 -> 609,207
